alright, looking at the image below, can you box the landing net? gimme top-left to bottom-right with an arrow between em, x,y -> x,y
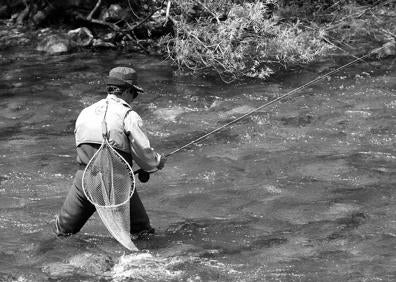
82,100 -> 137,251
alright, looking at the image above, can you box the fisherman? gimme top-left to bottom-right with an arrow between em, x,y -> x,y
54,66 -> 165,238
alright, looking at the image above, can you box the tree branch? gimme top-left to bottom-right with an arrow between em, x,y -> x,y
127,0 -> 142,20
193,0 -> 220,24
74,12 -> 121,31
164,0 -> 171,26
128,0 -> 166,31
87,0 -> 102,21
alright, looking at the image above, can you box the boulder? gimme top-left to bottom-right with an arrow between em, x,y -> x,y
67,27 -> 94,47
36,34 -> 70,54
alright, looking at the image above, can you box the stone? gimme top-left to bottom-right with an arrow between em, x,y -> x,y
69,252 -> 114,274
42,262 -> 75,277
67,27 -> 94,47
36,34 -> 70,54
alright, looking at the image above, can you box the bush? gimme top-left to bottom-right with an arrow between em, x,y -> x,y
161,0 -> 395,82
163,0 -> 331,82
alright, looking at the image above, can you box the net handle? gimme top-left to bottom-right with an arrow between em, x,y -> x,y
102,100 -> 109,140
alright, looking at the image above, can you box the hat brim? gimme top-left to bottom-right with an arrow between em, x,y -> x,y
105,77 -> 144,93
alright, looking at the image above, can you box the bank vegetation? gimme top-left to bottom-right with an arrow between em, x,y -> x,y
1,0 -> 395,82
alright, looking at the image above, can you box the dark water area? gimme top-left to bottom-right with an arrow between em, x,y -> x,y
0,46 -> 395,281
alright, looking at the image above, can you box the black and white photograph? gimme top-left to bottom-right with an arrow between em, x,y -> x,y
0,0 -> 395,281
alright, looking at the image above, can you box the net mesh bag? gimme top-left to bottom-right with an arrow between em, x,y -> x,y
82,101 -> 137,251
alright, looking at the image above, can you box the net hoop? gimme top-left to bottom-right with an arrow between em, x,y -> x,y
82,138 -> 136,209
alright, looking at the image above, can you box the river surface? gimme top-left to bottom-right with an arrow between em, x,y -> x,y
0,46 -> 395,281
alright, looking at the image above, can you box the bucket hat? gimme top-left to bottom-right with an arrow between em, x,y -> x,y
105,67 -> 144,93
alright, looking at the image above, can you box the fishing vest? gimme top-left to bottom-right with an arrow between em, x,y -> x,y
75,97 -> 131,154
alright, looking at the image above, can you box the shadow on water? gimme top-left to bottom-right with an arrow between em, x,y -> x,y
0,124 -> 22,140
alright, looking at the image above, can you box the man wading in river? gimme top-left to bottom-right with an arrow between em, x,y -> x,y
55,66 -> 165,238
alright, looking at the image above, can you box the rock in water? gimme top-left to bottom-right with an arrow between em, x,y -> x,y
36,34 -> 70,54
69,252 -> 114,274
42,262 -> 75,277
67,27 -> 94,47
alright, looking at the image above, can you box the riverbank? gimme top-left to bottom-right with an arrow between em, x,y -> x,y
1,1 -> 395,82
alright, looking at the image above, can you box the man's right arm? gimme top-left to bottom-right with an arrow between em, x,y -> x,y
124,111 -> 162,172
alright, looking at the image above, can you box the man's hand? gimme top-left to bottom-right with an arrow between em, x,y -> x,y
137,170 -> 150,183
157,155 -> 166,170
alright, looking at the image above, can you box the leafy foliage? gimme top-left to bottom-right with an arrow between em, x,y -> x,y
160,0 -> 395,82
3,0 -> 394,81
164,1 -> 330,82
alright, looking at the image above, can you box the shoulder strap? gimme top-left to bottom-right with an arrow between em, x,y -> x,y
102,99 -> 109,140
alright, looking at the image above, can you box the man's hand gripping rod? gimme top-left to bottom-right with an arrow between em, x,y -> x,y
134,45 -> 387,182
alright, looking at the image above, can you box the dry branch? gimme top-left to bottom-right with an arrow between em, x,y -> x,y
193,0 -> 220,24
87,0 -> 102,21
128,0 -> 167,31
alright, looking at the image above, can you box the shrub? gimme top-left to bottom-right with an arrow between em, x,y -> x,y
163,0 -> 331,82
161,0 -> 395,82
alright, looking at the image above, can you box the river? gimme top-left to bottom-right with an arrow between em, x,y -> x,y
0,47 -> 395,281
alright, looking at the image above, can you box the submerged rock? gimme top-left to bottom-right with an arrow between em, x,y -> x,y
42,252 -> 114,278
69,252 -> 114,274
36,34 -> 70,54
42,262 -> 75,277
153,106 -> 185,122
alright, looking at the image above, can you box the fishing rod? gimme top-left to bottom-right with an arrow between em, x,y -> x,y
135,44 -> 387,181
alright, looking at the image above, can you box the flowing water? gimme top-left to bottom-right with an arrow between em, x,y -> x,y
0,46 -> 395,281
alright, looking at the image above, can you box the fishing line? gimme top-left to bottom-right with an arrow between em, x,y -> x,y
164,45 -> 387,157
134,44 -> 387,176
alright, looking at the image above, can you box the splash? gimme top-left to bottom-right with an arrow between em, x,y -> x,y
111,251 -> 243,281
111,253 -> 182,281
